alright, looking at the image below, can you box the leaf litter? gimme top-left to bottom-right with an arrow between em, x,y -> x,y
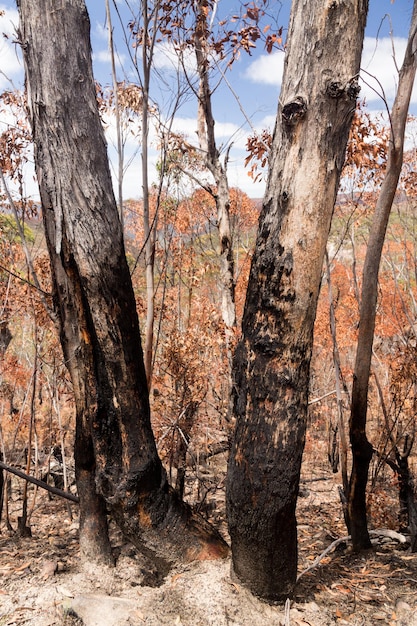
1,459 -> 417,625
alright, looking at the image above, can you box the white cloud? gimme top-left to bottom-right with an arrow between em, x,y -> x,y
91,20 -> 108,42
254,114 -> 276,132
244,50 -> 284,87
153,42 -> 197,75
0,6 -> 23,90
226,158 -> 265,198
170,115 -> 249,149
92,49 -> 128,70
170,116 -> 198,138
360,36 -> 407,104
102,110 -> 266,199
242,35 -> 417,111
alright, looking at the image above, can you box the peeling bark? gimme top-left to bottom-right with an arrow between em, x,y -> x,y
226,0 -> 368,601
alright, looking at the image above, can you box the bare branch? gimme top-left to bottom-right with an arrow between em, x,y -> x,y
0,460 -> 79,504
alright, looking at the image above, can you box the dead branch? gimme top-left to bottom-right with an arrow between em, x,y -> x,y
0,460 -> 79,504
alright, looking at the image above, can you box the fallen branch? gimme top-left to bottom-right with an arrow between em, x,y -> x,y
0,460 -> 79,504
369,528 -> 407,544
297,528 -> 408,582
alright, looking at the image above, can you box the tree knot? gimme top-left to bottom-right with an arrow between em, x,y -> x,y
326,81 -> 344,98
282,97 -> 307,126
347,79 -> 361,100
326,78 -> 360,101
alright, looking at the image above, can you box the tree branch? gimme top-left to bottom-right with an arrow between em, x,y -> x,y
0,460 -> 79,504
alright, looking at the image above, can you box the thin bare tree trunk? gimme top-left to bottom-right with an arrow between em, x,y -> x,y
325,250 -> 349,498
105,0 -> 124,231
194,2 -> 236,333
347,2 -> 417,551
141,0 -> 159,389
18,323 -> 37,537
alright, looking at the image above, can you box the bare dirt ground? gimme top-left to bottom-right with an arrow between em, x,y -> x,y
1,450 -> 417,626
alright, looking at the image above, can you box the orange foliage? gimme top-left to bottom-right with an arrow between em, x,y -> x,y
344,102 -> 388,187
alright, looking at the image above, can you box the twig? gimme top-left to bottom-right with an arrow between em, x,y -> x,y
0,263 -> 51,297
297,536 -> 349,582
308,389 -> 337,406
283,597 -> 291,625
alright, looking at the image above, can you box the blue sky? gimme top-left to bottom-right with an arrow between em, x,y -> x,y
0,1 -> 415,199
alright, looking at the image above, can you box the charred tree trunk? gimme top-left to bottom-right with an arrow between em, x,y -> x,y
226,0 -> 368,601
347,1 -> 417,551
396,449 -> 417,550
17,0 -> 228,567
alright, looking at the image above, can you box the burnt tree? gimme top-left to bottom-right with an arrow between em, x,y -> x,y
347,0 -> 417,551
17,0 -> 227,567
226,0 -> 369,601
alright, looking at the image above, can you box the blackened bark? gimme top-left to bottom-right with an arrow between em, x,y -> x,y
347,0 -> 417,551
0,321 -> 12,356
227,0 -> 368,600
396,452 -> 417,550
346,429 -> 373,549
18,0 -> 228,567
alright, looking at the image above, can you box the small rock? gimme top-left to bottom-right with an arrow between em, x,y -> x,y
396,600 -> 411,615
64,594 -> 140,626
41,560 -> 58,579
302,601 -> 320,613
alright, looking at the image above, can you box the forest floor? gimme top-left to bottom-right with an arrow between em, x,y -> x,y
1,447 -> 417,626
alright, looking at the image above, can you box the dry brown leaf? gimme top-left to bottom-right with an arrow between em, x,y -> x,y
14,561 -> 31,572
